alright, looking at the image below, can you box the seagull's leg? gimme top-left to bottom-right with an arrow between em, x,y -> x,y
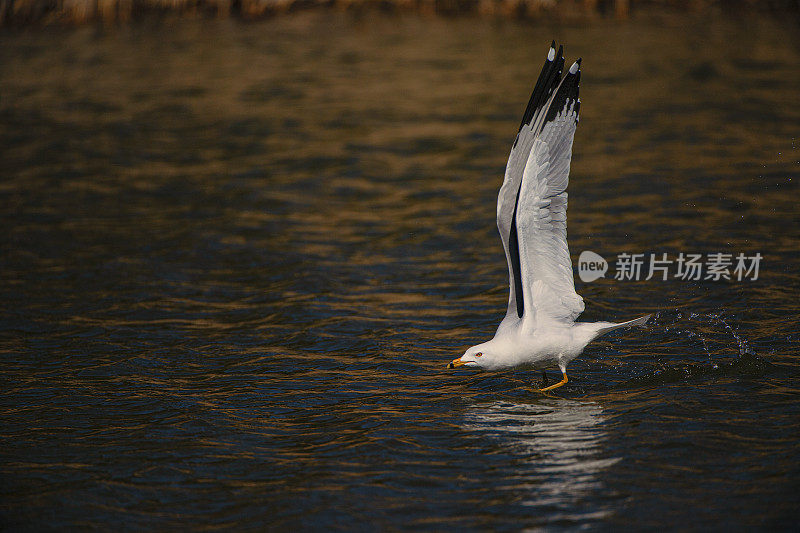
540,371 -> 549,387
537,366 -> 568,393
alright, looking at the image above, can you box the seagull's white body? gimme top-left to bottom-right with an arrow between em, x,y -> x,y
449,43 -> 649,390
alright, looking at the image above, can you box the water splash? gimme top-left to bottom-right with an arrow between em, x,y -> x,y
619,309 -> 772,388
654,309 -> 757,362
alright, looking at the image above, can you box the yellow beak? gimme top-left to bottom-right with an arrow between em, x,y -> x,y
447,358 -> 466,369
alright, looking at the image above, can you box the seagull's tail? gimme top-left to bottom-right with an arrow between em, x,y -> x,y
593,314 -> 651,339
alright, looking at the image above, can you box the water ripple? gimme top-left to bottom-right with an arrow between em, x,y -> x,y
1,11 -> 799,531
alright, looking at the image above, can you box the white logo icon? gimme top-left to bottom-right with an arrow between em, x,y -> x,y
578,250 -> 608,282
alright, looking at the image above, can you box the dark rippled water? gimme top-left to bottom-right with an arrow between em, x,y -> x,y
2,11 -> 799,530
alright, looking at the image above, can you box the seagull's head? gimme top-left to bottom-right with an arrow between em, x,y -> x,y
448,346 -> 488,370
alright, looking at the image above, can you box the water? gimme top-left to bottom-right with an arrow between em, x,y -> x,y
1,11 -> 799,530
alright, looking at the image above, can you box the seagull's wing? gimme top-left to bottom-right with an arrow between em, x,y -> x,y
497,43 -> 585,326
516,56 -> 584,324
496,42 -> 565,322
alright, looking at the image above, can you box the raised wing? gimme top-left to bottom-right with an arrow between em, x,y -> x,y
497,44 -> 584,325
497,42 -> 565,321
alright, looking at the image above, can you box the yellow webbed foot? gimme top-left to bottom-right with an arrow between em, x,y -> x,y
536,369 -> 568,393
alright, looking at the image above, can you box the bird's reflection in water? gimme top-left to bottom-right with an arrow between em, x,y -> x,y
463,400 -> 620,522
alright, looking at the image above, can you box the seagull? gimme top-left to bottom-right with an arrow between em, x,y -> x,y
447,42 -> 650,393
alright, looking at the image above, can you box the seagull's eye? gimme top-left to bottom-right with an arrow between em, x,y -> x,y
475,352 -> 482,357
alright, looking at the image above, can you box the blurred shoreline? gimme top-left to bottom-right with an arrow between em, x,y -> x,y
1,0 -> 799,27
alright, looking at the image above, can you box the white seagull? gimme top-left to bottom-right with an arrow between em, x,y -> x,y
448,42 -> 650,393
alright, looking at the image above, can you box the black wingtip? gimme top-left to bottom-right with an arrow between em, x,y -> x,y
544,53 -> 582,124
546,41 -> 556,62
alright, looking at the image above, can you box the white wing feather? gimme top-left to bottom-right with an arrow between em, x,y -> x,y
496,47 -> 564,322
496,122 -> 537,320
516,101 -> 584,325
